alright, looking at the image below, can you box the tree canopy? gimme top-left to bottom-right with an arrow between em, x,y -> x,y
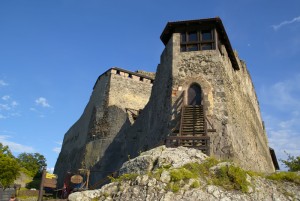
0,143 -> 47,188
281,152 -> 300,172
0,143 -> 20,188
17,152 -> 47,177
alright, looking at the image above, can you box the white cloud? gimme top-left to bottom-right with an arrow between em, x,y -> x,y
0,114 -> 7,119
2,95 -> 10,101
0,135 -> 35,153
260,74 -> 300,170
30,107 -> 37,112
260,74 -> 300,111
47,167 -> 54,173
0,80 -> 8,87
53,147 -> 61,153
272,16 -> 300,31
11,101 -> 18,107
53,141 -> 62,153
0,104 -> 10,111
35,97 -> 51,108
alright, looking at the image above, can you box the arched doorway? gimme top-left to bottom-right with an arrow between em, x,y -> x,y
188,83 -> 202,105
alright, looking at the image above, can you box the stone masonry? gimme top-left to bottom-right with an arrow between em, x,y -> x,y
55,18 -> 275,187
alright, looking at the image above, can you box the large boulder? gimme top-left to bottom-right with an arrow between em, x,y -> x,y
68,146 -> 300,201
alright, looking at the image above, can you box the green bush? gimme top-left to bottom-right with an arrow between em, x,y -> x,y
166,182 -> 180,193
190,180 -> 200,188
281,153 -> 300,172
212,165 -> 250,193
183,157 -> 219,177
266,172 -> 300,184
169,168 -> 196,181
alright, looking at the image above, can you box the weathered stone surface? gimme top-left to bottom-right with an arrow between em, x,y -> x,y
120,146 -> 207,175
68,147 -> 300,201
54,68 -> 154,186
55,18 -> 276,188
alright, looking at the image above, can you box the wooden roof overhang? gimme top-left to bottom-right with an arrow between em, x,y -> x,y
160,17 -> 240,70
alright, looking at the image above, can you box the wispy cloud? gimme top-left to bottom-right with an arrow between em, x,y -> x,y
53,141 -> 62,154
0,97 -> 20,119
47,167 -> 55,173
0,104 -> 11,111
0,114 -> 7,119
11,101 -> 18,107
0,80 -> 8,87
30,107 -> 46,118
260,74 -> 300,111
53,147 -> 61,153
2,95 -> 10,101
259,74 -> 300,169
272,16 -> 300,31
0,135 -> 35,153
35,97 -> 51,108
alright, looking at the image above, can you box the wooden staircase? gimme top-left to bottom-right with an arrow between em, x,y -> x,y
166,105 -> 210,155
181,105 -> 206,136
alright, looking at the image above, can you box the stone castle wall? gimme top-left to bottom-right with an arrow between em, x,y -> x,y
54,69 -> 153,186
168,33 -> 274,172
55,25 -> 275,187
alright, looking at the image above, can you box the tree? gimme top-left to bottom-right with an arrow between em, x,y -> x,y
281,152 -> 300,172
0,143 -> 20,188
17,153 -> 46,176
17,153 -> 47,177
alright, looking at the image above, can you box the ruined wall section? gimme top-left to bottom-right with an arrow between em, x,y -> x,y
122,37 -> 174,158
82,69 -> 154,184
55,69 -> 154,186
54,72 -> 110,185
169,33 -> 274,172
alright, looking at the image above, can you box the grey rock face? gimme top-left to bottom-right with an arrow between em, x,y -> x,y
68,147 -> 300,201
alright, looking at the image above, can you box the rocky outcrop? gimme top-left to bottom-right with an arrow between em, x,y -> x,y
68,146 -> 300,201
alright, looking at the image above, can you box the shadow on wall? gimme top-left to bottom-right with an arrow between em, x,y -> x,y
88,75 -> 175,188
88,105 -> 132,188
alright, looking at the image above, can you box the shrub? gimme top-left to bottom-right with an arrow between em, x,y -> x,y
280,152 -> 300,172
190,180 -> 200,188
183,157 -> 219,177
169,168 -> 196,181
212,165 -> 250,193
166,182 -> 180,193
266,172 -> 300,184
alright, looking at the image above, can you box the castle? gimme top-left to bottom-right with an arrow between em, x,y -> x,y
54,17 -> 278,187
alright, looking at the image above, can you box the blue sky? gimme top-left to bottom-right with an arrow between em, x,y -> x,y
0,0 -> 299,172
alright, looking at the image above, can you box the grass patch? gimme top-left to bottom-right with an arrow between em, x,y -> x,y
183,157 -> 218,178
169,167 -> 197,181
212,165 -> 250,193
266,172 -> 300,184
190,180 -> 200,188
109,173 -> 139,182
165,182 -> 180,193
150,165 -> 172,180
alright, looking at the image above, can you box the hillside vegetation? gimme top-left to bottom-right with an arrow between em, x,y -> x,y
69,146 -> 300,201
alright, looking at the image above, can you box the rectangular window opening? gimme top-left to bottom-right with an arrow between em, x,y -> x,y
188,32 -> 197,42
202,30 -> 213,41
180,29 -> 215,52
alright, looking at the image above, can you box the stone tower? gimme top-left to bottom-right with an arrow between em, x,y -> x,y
55,17 -> 276,188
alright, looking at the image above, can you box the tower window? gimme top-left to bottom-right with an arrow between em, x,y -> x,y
201,30 -> 213,41
180,29 -> 215,52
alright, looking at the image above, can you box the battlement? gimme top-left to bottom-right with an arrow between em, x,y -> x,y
93,67 -> 154,89
55,18 -> 276,188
